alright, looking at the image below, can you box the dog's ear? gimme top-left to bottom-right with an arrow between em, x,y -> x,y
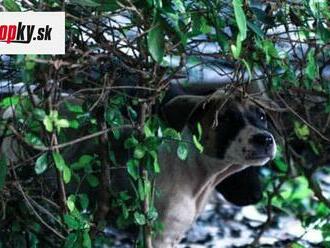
161,95 -> 205,131
188,91 -> 233,129
245,81 -> 282,111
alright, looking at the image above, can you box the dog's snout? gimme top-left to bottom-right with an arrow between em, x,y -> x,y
251,133 -> 273,147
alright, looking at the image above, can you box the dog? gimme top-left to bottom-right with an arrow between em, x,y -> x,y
0,90 -> 276,247
161,84 -> 264,207
154,91 -> 276,247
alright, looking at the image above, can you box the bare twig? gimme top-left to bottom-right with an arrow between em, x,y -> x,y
7,124 -> 133,152
11,162 -> 65,240
95,111 -> 111,222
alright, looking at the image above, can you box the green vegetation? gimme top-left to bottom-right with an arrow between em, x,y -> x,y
0,0 -> 330,247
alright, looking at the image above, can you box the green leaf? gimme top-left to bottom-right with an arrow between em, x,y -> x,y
309,141 -> 320,155
65,102 -> 83,113
53,152 -> 66,171
69,120 -> 79,129
133,146 -> 145,159
25,55 -> 36,70
291,177 -> 312,200
56,119 -> 70,129
318,23 -> 330,42
127,159 -> 139,180
261,40 -> 278,63
83,230 -> 91,248
127,106 -> 138,120
50,110 -> 58,119
233,0 -> 247,41
3,0 -> 21,11
79,155 -> 94,166
153,159 -> 160,173
119,191 -> 131,201
0,96 -> 19,108
124,136 -> 139,149
160,11 -> 187,45
64,233 -> 78,248
294,122 -> 310,140
105,108 -> 123,126
144,125 -> 153,138
145,137 -> 159,151
305,49 -> 318,80
247,21 -> 264,38
25,133 -> 45,147
274,158 -> 288,172
279,176 -> 312,201
43,116 -> 53,132
79,194 -> 89,210
63,166 -> 72,184
64,215 -> 80,230
291,243 -> 305,248
71,162 -> 82,171
242,59 -> 252,82
67,195 -> 76,212
150,151 -> 160,173
309,0 -> 328,18
0,157 -> 7,191
112,129 -> 121,140
148,20 -> 165,63
231,37 -> 242,59
154,0 -> 162,8
197,123 -> 203,140
134,211 -> 146,225
33,109 -> 46,121
191,15 -> 211,36
71,155 -> 94,171
251,7 -> 274,26
35,153 -> 48,175
147,207 -> 158,221
193,135 -> 204,153
86,174 -> 99,187
163,128 -> 180,139
177,142 -> 188,160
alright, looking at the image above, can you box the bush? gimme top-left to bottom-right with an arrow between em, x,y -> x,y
0,0 -> 330,247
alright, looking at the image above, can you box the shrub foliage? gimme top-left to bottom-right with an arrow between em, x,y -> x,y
0,0 -> 330,247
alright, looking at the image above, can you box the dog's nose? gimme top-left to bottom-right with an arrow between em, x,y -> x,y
251,133 -> 273,147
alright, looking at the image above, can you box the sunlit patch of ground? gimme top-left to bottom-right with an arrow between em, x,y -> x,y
179,194 -> 322,248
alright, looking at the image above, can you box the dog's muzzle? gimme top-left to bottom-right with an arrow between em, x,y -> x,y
248,133 -> 276,160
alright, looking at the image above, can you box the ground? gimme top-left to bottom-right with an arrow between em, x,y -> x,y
107,190 -> 325,248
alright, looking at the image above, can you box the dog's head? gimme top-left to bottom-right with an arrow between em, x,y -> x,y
162,92 -> 276,166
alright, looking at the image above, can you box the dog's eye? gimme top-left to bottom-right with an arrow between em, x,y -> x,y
255,108 -> 266,122
258,111 -> 266,122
